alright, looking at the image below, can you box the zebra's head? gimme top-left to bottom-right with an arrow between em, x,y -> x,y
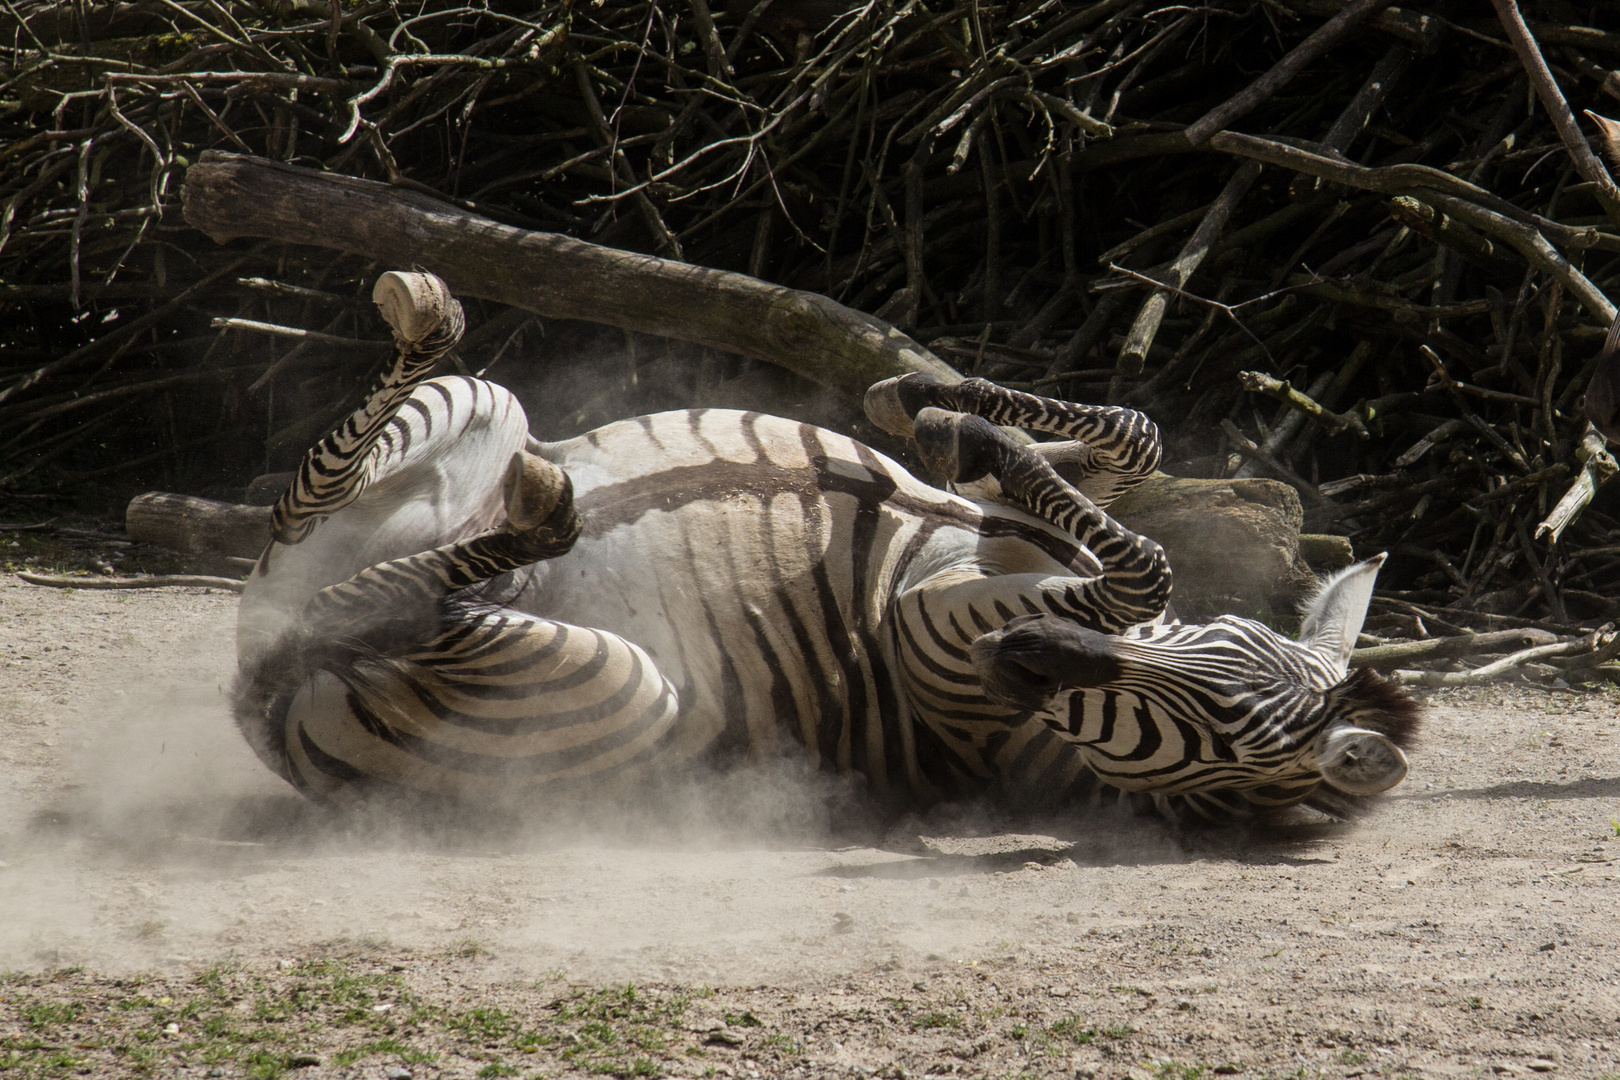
969,555 -> 1421,813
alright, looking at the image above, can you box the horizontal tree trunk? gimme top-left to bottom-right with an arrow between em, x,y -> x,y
128,476 -> 1340,617
181,151 -> 961,404
1109,475 -> 1321,619
126,492 -> 271,560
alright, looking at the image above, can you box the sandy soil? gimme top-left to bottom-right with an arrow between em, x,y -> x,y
0,575 -> 1617,1080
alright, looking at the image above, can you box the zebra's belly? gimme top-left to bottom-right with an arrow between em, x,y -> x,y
508,409 -> 1091,778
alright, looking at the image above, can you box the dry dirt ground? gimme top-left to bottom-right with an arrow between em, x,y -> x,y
0,575 -> 1617,1080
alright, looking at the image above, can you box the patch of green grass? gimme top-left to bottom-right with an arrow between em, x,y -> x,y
1046,1016 -> 1097,1044
332,1037 -> 436,1066
759,1033 -> 800,1056
240,1048 -> 294,1080
911,1011 -> 961,1030
1338,1049 -> 1368,1066
546,985 -> 689,1076
1101,1022 -> 1134,1039
477,1062 -> 520,1078
21,1001 -> 83,1029
1154,1063 -> 1205,1080
449,1005 -> 518,1042
722,1009 -> 762,1028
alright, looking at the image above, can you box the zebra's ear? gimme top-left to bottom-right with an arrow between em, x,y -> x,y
1314,725 -> 1409,795
1297,553 -> 1385,676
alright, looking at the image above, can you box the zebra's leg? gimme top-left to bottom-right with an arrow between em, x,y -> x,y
864,374 -> 1160,507
912,407 -> 1170,630
271,271 -> 466,547
299,449 -> 581,648
240,450 -> 684,802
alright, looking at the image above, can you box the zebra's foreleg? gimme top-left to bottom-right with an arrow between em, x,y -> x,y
910,408 -> 1170,630
864,373 -> 1160,506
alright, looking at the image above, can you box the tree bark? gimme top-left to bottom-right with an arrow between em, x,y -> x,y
126,492 -> 272,559
1109,475 -> 1320,618
180,151 -> 961,404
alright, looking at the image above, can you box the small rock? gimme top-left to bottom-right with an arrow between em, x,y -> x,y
706,1029 -> 747,1047
1492,1067 -> 1526,1077
371,1003 -> 393,1012
1047,986 -> 1071,998
1527,1059 -> 1559,1073
276,958 -> 295,970
1175,998 -> 1196,1013
833,912 -> 855,935
1074,1065 -> 1099,1079
1213,1065 -> 1243,1076
163,1023 -> 180,1035
205,1070 -> 224,1078
287,1053 -> 320,1068
385,1068 -> 413,1080
1538,942 -> 1556,952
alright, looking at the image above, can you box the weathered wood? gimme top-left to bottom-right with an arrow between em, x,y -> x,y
126,492 -> 272,560
16,571 -> 246,593
1109,475 -> 1321,618
127,472 -> 1337,617
1352,627 -> 1560,669
180,151 -> 961,405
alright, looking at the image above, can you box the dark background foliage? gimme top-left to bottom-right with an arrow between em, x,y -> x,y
3,0 -> 1619,625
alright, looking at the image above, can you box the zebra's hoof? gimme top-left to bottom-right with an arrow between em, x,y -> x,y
502,451 -> 573,533
373,271 -> 465,353
864,372 -> 948,437
864,377 -> 914,437
912,408 -> 1002,485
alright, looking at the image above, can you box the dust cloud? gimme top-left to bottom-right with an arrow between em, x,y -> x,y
0,581 -> 1180,985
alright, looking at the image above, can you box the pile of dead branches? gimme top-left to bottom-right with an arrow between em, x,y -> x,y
3,0 -> 1620,644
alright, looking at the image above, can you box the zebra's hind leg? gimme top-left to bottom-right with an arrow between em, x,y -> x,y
239,450 -> 684,803
864,373 -> 1160,507
911,407 -> 1170,630
270,271 -> 466,548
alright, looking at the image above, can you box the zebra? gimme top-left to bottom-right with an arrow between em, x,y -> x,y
235,271 -> 1419,822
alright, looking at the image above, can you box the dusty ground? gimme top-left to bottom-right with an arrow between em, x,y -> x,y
0,573 -> 1617,1080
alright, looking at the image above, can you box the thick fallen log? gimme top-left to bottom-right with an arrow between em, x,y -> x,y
126,474 -> 1338,616
180,152 -> 960,406
125,492 -> 272,560
1109,475 -> 1321,618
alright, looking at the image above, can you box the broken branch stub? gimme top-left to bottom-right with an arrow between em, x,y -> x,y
180,152 -> 961,405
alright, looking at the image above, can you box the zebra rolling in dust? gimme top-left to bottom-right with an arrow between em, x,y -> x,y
235,272 -> 1418,823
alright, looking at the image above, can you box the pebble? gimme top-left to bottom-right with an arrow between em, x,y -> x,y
385,1069 -> 413,1080
706,1029 -> 746,1047
1073,1065 -> 1098,1079
1527,1059 -> 1560,1073
287,1053 -> 320,1067
163,1023 -> 180,1035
